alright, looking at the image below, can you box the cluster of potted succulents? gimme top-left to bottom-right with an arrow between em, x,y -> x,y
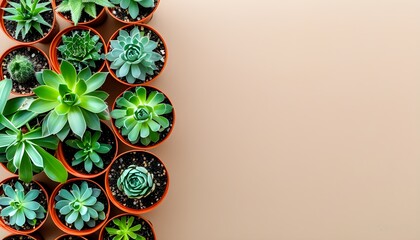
0,0 -> 174,238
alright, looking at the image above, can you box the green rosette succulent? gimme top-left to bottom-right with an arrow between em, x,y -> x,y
56,0 -> 114,25
105,215 -> 146,240
28,61 -> 109,140
117,165 -> 155,199
7,55 -> 35,83
106,27 -> 163,84
111,86 -> 172,146
110,0 -> 154,19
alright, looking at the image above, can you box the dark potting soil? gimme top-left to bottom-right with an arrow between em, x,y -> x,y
54,180 -> 108,231
56,236 -> 86,240
55,0 -> 103,24
0,179 -> 48,231
103,215 -> 155,240
1,47 -> 49,95
108,151 -> 168,211
62,123 -> 117,175
108,25 -> 166,84
4,235 -> 35,240
113,86 -> 174,147
3,0 -> 53,42
108,0 -> 157,22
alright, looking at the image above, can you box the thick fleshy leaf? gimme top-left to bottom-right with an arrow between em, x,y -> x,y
33,85 -> 59,101
29,99 -> 58,113
60,61 -> 77,88
35,146 -> 67,183
68,107 -> 86,138
0,79 -> 12,113
46,111 -> 68,135
0,134 -> 16,148
85,72 -> 108,93
25,143 -> 43,167
79,96 -> 107,113
19,154 -> 33,183
42,70 -> 65,88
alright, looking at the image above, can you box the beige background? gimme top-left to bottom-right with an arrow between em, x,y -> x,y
1,0 -> 420,239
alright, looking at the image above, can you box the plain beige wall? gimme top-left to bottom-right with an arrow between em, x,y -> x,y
1,0 -> 420,239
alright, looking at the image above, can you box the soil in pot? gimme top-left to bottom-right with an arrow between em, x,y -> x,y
1,47 -> 49,95
2,0 -> 54,42
54,0 -> 103,24
108,0 -> 158,22
108,151 -> 168,211
102,215 -> 155,240
55,235 -> 87,240
0,178 -> 48,232
4,235 -> 37,240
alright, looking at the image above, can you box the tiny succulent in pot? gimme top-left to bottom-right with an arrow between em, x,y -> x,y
2,0 -> 52,39
110,0 -> 154,19
57,30 -> 104,72
56,0 -> 114,25
111,86 -> 172,145
7,55 -> 35,84
29,61 -> 109,140
105,215 -> 146,240
65,130 -> 112,173
117,165 -> 155,199
55,181 -> 106,230
0,181 -> 46,227
106,26 -> 163,84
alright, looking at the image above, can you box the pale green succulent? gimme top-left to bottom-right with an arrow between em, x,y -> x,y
7,55 -> 35,83
110,0 -> 154,19
105,215 -> 146,240
117,165 -> 155,199
55,181 -> 106,230
106,27 -> 162,84
56,0 -> 114,25
111,86 -> 172,146
0,181 -> 46,227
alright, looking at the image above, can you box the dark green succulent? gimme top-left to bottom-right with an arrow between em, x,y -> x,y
105,215 -> 146,240
57,30 -> 104,72
2,0 -> 52,39
56,0 -> 114,25
110,0 -> 154,19
117,165 -> 155,199
7,55 -> 35,84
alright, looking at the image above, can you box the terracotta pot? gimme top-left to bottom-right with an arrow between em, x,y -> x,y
54,234 -> 87,240
0,0 -> 59,44
56,121 -> 118,179
49,25 -> 107,73
4,233 -> 43,240
105,150 -> 170,214
105,23 -> 168,86
0,177 -> 49,235
106,0 -> 160,24
98,213 -> 156,239
111,85 -> 175,149
49,178 -> 110,236
52,0 -> 107,26
0,45 -> 52,97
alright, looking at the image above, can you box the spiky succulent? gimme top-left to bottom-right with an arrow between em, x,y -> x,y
58,30 -> 104,72
6,55 -> 35,84
111,86 -> 172,145
106,215 -> 146,240
117,165 -> 155,199
56,0 -> 114,25
65,131 -> 112,173
2,0 -> 52,39
110,0 -> 154,19
55,181 -> 106,230
29,61 -> 109,141
106,27 -> 163,84
0,181 -> 46,227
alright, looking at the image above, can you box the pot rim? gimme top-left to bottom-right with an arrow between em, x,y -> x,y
105,0 -> 160,24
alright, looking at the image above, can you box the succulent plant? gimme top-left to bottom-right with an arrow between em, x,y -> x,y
65,131 -> 112,173
57,30 -> 104,72
2,0 -> 52,39
55,181 -> 106,230
106,27 -> 163,84
0,181 -> 46,227
29,61 -> 110,140
111,86 -> 172,145
117,165 -> 155,199
56,0 -> 114,25
105,215 -> 146,240
7,55 -> 35,84
110,0 -> 154,19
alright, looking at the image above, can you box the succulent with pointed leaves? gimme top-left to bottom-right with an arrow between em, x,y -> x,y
105,215 -> 146,240
117,165 -> 155,199
110,0 -> 154,19
56,0 -> 114,25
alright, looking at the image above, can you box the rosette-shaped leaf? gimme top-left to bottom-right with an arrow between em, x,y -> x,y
110,0 -> 154,19
29,61 -> 109,140
117,165 -> 155,199
55,181 -> 106,230
56,0 -> 114,25
106,27 -> 162,84
106,215 -> 146,240
111,86 -> 172,145
7,55 -> 35,83
0,181 -> 46,227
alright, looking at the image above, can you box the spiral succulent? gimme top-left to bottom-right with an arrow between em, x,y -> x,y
117,165 -> 155,199
106,27 -> 163,84
110,0 -> 154,19
7,55 -> 35,83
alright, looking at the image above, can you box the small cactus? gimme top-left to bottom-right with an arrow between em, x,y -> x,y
7,55 -> 35,83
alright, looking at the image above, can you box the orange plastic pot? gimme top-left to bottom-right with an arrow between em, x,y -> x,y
105,23 -> 168,87
111,85 -> 176,149
0,177 -> 49,235
56,122 -> 118,179
0,45 -> 52,97
49,25 -> 107,73
105,150 -> 170,214
52,0 -> 107,27
0,0 -> 59,44
4,233 -> 42,240
49,178 -> 110,236
105,0 -> 160,24
54,234 -> 87,240
98,213 -> 156,239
